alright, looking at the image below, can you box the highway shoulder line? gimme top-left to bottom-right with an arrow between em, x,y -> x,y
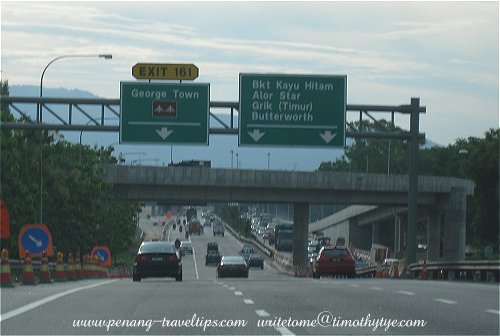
0,279 -> 120,322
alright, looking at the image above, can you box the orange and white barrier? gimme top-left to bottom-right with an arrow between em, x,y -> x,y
22,251 -> 36,285
66,253 -> 76,281
39,251 -> 52,283
55,252 -> 66,282
74,252 -> 82,279
1,248 -> 14,287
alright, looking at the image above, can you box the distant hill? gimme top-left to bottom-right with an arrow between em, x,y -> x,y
10,85 -> 99,98
7,85 -> 440,171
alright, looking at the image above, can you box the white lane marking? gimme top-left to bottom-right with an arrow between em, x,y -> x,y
192,242 -> 199,280
255,309 -> 270,317
276,326 -> 296,335
371,286 -> 383,291
485,309 -> 500,315
397,290 -> 415,296
0,279 -> 120,322
228,286 -> 235,290
350,284 -> 360,288
433,298 -> 457,305
234,291 -> 243,296
222,284 -> 228,288
244,299 -> 254,304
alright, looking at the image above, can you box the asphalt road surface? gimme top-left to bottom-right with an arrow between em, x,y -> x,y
1,216 -> 499,335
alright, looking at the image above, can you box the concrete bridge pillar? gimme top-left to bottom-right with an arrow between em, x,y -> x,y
293,203 -> 309,267
443,188 -> 467,261
427,209 -> 442,261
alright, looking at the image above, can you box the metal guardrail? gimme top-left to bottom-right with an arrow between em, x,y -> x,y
409,260 -> 500,281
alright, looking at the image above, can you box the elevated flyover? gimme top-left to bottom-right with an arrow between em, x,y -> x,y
99,164 -> 474,263
99,164 -> 473,205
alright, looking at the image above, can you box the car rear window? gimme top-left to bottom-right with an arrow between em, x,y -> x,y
140,243 -> 175,253
322,249 -> 350,257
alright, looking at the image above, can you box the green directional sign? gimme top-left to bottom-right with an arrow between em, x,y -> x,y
120,82 -> 209,144
239,74 -> 346,147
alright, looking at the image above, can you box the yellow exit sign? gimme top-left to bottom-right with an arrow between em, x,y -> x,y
132,63 -> 199,80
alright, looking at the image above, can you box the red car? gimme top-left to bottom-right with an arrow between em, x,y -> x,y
312,245 -> 356,279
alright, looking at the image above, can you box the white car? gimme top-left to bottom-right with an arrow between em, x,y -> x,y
179,240 -> 193,255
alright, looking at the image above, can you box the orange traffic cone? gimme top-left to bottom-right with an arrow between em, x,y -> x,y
39,251 -> 52,283
421,259 -> 428,280
66,253 -> 76,281
74,252 -> 82,279
22,251 -> 36,285
1,248 -> 14,287
55,252 -> 66,282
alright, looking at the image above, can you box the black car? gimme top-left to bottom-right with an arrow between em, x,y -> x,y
246,253 -> 264,269
205,249 -> 222,265
217,256 -> 249,278
133,241 -> 182,282
207,242 -> 218,252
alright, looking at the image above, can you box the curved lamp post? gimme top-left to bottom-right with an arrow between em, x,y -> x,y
38,53 -> 112,223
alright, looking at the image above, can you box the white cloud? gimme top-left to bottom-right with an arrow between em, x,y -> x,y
1,1 -> 497,145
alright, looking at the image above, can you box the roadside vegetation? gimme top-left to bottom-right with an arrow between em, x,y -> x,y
1,80 -> 141,261
318,120 -> 499,259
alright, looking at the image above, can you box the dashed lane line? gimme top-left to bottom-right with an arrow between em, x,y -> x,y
276,326 -> 295,335
234,291 -> 243,296
485,309 -> 500,315
192,240 -> 199,280
433,298 -> 457,305
243,299 -> 254,304
255,310 -> 270,317
397,290 -> 416,296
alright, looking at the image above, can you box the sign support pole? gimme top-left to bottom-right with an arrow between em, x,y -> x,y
407,98 -> 420,264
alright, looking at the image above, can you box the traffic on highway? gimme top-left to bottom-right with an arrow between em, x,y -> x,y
1,206 -> 499,335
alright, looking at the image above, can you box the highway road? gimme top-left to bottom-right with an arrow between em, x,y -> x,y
1,214 -> 499,335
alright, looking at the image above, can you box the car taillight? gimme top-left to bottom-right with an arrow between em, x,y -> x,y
134,255 -> 146,263
168,255 -> 179,263
219,265 -> 226,270
239,264 -> 247,270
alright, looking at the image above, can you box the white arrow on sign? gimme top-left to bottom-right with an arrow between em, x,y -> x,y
156,127 -> 174,140
28,234 -> 42,247
320,130 -> 337,144
248,129 -> 265,142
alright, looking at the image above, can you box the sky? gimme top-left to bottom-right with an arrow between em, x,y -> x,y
1,1 -> 499,170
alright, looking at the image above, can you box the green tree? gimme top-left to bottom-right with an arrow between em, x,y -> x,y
318,122 -> 499,253
319,120 -> 409,174
1,81 -> 140,259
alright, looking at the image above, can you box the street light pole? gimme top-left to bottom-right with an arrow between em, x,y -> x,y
38,53 -> 112,224
267,152 -> 270,170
